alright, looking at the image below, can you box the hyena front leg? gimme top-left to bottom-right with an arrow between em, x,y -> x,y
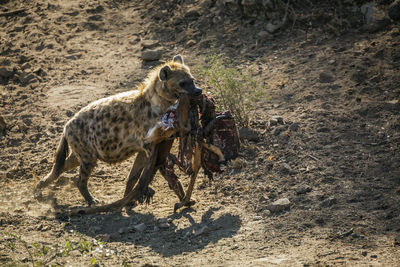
77,161 -> 97,206
124,151 -> 147,197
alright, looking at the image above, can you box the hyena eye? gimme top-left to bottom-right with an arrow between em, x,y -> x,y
179,81 -> 185,88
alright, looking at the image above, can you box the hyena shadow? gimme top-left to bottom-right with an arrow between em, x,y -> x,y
57,207 -> 241,256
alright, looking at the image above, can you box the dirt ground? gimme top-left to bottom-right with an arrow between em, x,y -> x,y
1,0 -> 400,266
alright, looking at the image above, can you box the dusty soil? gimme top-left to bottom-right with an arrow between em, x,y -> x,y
1,0 -> 400,266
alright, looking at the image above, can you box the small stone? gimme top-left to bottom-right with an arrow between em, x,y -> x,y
361,251 -> 367,257
133,223 -> 146,232
0,66 -> 13,78
159,223 -> 169,229
185,39 -> 197,47
280,163 -> 293,174
319,72 -> 334,83
37,223 -> 43,231
141,49 -> 163,61
66,110 -> 74,117
253,215 -> 263,221
257,30 -> 273,39
328,59 -> 335,64
370,254 -> 377,259
272,125 -> 287,136
0,116 -> 6,132
21,62 -> 31,70
320,196 -> 336,207
194,225 -> 209,236
295,184 -> 311,194
289,122 -> 299,132
239,127 -> 259,141
19,72 -> 36,84
269,116 -> 284,126
394,235 -> 400,246
266,198 -> 290,212
232,243 -> 239,249
141,40 -> 159,49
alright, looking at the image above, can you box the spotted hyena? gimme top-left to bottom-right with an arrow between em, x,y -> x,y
35,55 -> 202,206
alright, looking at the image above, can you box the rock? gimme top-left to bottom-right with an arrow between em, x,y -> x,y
269,116 -> 283,126
141,40 -> 159,49
194,225 -> 209,236
0,116 -> 6,132
159,223 -> 169,229
295,184 -> 311,194
279,163 -> 293,174
239,127 -> 259,141
389,1 -> 400,21
19,72 -> 36,84
133,223 -> 146,232
21,62 -> 31,70
0,66 -> 13,78
253,215 -> 263,221
185,39 -> 197,47
289,122 -> 299,132
141,49 -> 163,61
266,198 -> 290,212
320,196 -> 336,207
257,30 -> 273,39
319,72 -> 334,83
272,125 -> 287,136
394,234 -> 400,246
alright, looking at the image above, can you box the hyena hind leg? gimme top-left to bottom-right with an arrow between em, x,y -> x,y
36,153 -> 80,190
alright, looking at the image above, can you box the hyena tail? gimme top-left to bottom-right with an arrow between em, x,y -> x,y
36,135 -> 69,190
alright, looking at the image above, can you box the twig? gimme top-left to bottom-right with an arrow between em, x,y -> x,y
307,154 -> 320,162
0,8 -> 27,17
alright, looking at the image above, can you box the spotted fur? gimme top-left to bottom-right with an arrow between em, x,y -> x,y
36,55 -> 202,205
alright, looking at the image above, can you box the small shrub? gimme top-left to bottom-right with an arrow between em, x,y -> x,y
197,54 -> 268,127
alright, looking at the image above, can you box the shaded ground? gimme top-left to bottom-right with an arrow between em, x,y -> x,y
1,0 -> 400,266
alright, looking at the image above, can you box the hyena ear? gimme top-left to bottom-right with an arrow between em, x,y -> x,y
159,65 -> 172,81
173,55 -> 184,64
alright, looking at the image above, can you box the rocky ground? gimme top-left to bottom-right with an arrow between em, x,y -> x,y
1,0 -> 400,266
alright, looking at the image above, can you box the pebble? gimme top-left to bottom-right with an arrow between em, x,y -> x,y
239,127 -> 259,141
158,223 -> 169,229
319,72 -> 334,83
19,72 -> 36,84
0,116 -> 6,132
194,225 -> 209,236
266,198 -> 290,212
141,49 -> 163,61
257,30 -> 273,39
289,122 -> 299,131
269,116 -> 284,126
141,40 -> 159,49
0,66 -> 13,78
272,125 -> 287,136
280,163 -> 293,174
320,196 -> 336,207
295,184 -> 311,194
253,215 -> 263,221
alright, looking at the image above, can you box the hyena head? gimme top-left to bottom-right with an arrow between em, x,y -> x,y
157,55 -> 202,101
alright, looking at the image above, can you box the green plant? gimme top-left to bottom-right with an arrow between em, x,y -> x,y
197,54 -> 268,127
